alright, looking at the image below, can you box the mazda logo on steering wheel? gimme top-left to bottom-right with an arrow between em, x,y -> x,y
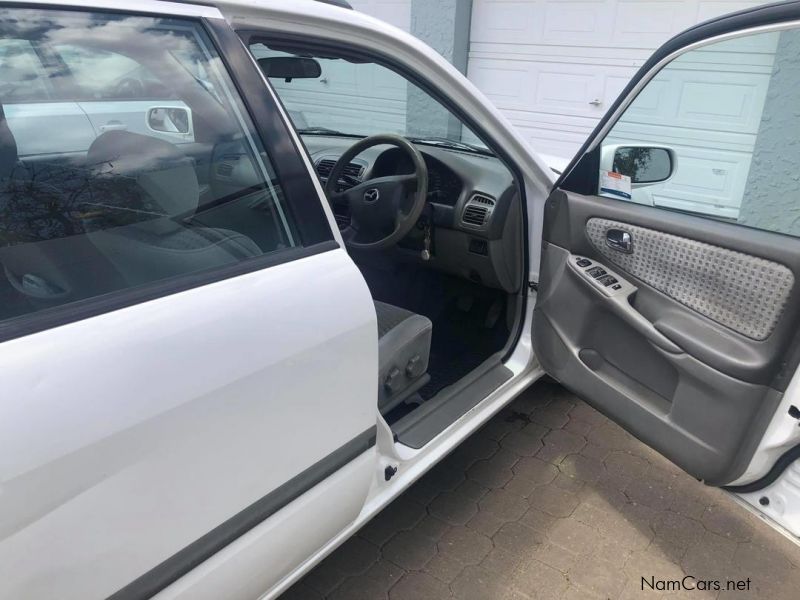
364,188 -> 380,202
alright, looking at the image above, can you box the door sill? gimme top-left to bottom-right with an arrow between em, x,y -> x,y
728,490 -> 800,546
390,352 -> 513,449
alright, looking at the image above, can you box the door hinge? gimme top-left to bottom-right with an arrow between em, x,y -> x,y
528,281 -> 538,292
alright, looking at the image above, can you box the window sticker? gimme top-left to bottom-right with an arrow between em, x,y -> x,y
599,170 -> 632,200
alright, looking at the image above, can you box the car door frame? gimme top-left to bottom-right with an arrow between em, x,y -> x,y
536,0 -> 800,488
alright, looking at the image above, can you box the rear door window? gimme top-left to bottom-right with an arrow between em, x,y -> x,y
0,8 -> 302,330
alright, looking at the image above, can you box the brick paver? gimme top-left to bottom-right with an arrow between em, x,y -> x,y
281,380 -> 800,599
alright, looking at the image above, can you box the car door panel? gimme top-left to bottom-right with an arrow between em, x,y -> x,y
535,189 -> 800,485
5,101 -> 96,156
0,247 -> 378,600
0,6 -> 380,599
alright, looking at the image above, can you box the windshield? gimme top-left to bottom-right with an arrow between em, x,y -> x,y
250,43 -> 489,153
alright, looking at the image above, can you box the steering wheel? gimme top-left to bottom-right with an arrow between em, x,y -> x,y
112,77 -> 145,99
324,134 -> 428,250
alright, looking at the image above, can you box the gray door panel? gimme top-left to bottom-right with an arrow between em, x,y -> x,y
534,190 -> 800,485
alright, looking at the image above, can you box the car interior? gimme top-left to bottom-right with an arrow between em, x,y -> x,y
249,40 -> 527,438
308,134 -> 523,419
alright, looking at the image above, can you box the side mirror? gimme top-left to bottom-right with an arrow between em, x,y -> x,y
147,107 -> 191,135
257,56 -> 322,82
601,144 -> 676,185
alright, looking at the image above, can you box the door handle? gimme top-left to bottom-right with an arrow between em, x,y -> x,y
99,120 -> 127,133
606,228 -> 633,253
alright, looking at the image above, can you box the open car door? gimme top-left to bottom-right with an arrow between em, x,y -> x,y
533,1 -> 800,534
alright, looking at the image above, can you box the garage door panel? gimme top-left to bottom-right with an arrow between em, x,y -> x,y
677,78 -> 768,131
471,0 -> 539,44
469,43 -> 655,65
535,70 -> 596,112
610,121 -> 755,152
517,124 -> 594,159
542,0 -> 612,45
657,150 -> 753,208
470,56 -> 637,117
621,69 -> 771,133
612,0 -> 694,46
468,61 -> 529,103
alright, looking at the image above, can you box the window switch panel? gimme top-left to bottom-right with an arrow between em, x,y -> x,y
587,266 -> 607,278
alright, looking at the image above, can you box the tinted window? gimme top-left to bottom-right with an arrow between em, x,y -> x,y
55,44 -> 174,100
0,39 -> 52,102
0,9 -> 299,326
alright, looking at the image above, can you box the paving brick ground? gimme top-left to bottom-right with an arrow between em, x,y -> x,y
281,380 -> 800,599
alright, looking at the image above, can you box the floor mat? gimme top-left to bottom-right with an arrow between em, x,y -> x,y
418,296 -> 509,399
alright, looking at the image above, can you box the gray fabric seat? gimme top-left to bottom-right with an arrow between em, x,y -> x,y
85,130 -> 261,287
375,300 -> 432,413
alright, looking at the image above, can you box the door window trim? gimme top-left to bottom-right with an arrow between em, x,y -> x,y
0,9 -> 336,344
204,19 -> 335,248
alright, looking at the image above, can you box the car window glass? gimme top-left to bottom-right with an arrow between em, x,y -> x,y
54,44 -> 174,100
0,39 -> 52,102
249,43 -> 487,150
598,28 -> 800,237
0,8 -> 300,328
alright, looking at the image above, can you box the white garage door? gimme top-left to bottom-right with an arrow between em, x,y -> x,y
467,0 -> 768,162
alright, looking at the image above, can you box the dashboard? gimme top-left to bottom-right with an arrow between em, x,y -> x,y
302,135 -> 523,293
371,148 -> 464,207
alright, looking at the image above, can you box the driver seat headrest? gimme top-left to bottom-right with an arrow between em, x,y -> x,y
87,130 -> 199,217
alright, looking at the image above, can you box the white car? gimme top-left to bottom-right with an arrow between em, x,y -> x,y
1,1 -> 799,598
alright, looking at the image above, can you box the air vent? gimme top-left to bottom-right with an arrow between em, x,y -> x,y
461,193 -> 496,228
471,194 -> 495,207
316,159 -> 363,182
463,205 -> 488,226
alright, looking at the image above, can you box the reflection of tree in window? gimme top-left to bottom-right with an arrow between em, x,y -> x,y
612,147 -> 653,181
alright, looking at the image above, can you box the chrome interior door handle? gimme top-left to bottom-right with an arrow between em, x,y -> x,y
606,228 -> 633,253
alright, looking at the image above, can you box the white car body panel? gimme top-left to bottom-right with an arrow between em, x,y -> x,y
0,247 -> 378,599
5,102 -> 96,156
6,101 -> 195,159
